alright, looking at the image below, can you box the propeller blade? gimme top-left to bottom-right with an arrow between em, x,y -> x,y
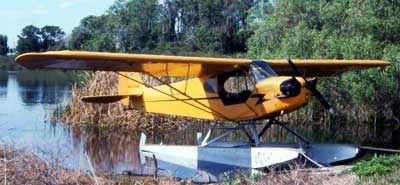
309,88 -> 335,115
286,59 -> 335,115
287,59 -> 306,80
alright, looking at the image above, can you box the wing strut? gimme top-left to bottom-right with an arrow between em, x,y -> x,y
116,72 -> 231,121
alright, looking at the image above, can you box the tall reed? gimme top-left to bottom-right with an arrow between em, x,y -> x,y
62,72 -> 205,133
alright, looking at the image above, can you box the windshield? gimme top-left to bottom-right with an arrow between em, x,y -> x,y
250,60 -> 277,82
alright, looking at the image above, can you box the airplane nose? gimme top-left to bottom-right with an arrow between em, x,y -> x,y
280,77 -> 302,97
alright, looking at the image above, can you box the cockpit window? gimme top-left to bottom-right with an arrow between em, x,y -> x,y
224,75 -> 255,93
203,62 -> 276,105
216,70 -> 254,105
250,60 -> 277,82
204,78 -> 218,93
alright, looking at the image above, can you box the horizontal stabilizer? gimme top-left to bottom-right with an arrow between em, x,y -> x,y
81,94 -> 141,104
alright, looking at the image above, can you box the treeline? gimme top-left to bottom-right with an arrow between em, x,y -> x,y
68,0 -> 255,54
0,26 -> 65,70
0,25 -> 65,56
2,0 -> 400,125
0,35 -> 8,56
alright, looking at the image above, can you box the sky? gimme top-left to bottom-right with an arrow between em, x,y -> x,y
0,0 -> 116,48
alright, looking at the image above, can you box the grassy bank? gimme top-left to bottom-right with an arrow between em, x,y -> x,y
351,155 -> 400,184
221,155 -> 400,185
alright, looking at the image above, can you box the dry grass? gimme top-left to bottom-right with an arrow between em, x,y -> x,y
223,167 -> 359,185
62,72 -> 207,133
0,145 -> 103,184
104,175 -> 187,185
359,170 -> 400,185
2,143 -> 396,185
0,144 -> 186,185
258,169 -> 358,185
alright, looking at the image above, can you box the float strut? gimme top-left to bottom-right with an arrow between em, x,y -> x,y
201,129 -> 235,147
241,126 -> 255,143
249,121 -> 260,147
274,121 -> 311,144
258,120 -> 273,138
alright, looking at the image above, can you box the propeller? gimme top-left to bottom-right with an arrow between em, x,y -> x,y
287,59 -> 335,115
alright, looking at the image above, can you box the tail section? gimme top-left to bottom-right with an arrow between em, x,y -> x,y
82,95 -> 131,103
81,72 -> 144,107
118,72 -> 144,96
118,72 -> 144,105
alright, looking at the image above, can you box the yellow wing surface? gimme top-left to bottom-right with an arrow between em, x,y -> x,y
16,51 -> 390,77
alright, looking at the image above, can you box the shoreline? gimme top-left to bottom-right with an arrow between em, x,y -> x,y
1,144 -> 400,184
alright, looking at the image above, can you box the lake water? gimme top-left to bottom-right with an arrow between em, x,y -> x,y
0,71 -> 151,175
0,70 -> 397,179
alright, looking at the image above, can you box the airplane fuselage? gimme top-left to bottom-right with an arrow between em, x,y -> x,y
130,76 -> 311,121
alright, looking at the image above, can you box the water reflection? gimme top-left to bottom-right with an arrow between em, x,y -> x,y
16,70 -> 73,104
82,127 -> 143,173
0,72 -> 8,98
0,71 -> 149,175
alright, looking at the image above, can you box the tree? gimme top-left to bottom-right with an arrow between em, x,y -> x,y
40,26 -> 65,51
68,15 -> 116,52
158,0 -> 254,53
67,0 -> 255,54
0,35 -> 8,56
16,25 -> 42,54
110,0 -> 161,51
16,25 -> 66,54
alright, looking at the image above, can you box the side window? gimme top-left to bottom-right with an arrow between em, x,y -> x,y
204,78 -> 218,93
217,70 -> 255,105
224,76 -> 255,93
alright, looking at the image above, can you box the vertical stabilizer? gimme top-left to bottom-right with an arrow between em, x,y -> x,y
118,72 -> 144,105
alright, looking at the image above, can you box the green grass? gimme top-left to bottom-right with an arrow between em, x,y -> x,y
352,155 -> 400,177
351,154 -> 400,184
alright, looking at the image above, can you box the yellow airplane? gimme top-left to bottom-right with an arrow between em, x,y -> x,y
16,51 -> 389,147
16,51 -> 393,169
15,51 -> 389,120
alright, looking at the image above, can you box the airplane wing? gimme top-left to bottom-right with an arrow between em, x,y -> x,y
15,51 -> 390,77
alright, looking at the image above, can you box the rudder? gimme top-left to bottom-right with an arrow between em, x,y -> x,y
118,72 -> 144,105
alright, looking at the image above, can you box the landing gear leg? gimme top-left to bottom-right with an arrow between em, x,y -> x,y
257,118 -> 311,145
200,118 -> 311,147
249,121 -> 260,146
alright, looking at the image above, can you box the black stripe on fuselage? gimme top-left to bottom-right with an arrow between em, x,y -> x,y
145,97 -> 221,102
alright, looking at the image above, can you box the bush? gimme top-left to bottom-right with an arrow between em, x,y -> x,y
352,155 -> 400,177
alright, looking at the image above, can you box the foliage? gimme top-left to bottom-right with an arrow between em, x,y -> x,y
16,25 -> 65,54
68,15 -> 117,52
352,155 -> 400,177
247,0 -> 400,124
68,0 -> 255,54
0,34 -> 9,56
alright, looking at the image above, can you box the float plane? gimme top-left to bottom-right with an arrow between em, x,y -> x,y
16,51 -> 390,178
